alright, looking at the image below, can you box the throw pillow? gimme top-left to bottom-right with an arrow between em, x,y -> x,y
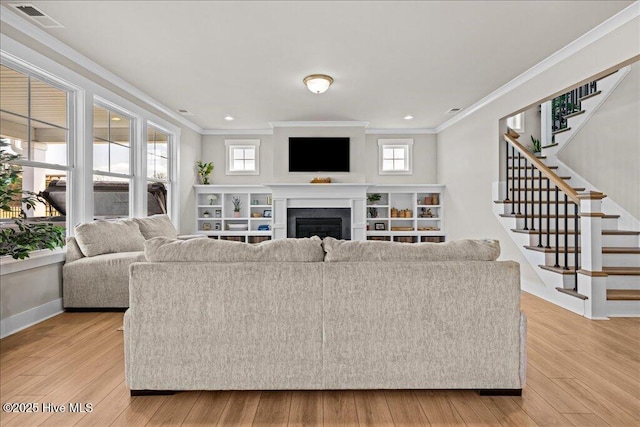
145,236 -> 325,262
132,214 -> 178,240
322,237 -> 500,262
74,219 -> 146,257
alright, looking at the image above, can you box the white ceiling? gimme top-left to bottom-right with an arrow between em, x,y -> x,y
3,1 -> 633,130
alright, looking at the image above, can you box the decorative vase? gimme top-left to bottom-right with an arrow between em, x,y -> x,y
233,211 -> 240,218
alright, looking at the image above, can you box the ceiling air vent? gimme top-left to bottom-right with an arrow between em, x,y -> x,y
177,109 -> 194,116
445,108 -> 462,114
10,4 -> 64,28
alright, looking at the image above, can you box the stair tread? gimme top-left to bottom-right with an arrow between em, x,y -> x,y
542,143 -> 558,149
500,213 -> 619,219
552,127 -> 572,135
540,265 -> 576,275
579,90 -> 602,102
508,166 -> 559,170
509,156 -> 547,159
603,267 -> 640,276
563,110 -> 585,119
525,246 -> 640,254
495,200 -> 577,205
508,187 -> 585,191
512,229 -> 640,235
607,289 -> 640,301
556,287 -> 588,300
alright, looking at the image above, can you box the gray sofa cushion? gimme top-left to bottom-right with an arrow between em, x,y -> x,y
132,214 -> 178,240
145,236 -> 325,262
74,219 -> 146,257
322,237 -> 500,262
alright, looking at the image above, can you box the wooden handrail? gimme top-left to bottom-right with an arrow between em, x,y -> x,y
504,133 -> 580,204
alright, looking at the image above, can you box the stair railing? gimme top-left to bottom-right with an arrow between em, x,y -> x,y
551,81 -> 598,133
504,133 -> 580,289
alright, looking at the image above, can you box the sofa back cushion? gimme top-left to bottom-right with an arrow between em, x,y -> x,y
132,214 -> 178,240
74,219 -> 146,257
322,237 -> 500,262
145,236 -> 325,262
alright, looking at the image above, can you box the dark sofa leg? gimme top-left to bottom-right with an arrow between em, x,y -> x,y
478,389 -> 522,396
131,390 -> 176,396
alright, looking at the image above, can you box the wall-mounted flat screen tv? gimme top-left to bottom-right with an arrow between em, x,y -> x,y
289,137 -> 350,172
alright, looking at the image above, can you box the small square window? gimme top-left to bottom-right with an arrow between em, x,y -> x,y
378,139 -> 413,175
507,112 -> 525,133
225,140 -> 260,175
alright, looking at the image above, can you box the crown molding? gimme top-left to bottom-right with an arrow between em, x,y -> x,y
0,5 -> 203,134
202,129 -> 274,136
269,121 -> 370,128
365,128 -> 436,135
435,1 -> 640,134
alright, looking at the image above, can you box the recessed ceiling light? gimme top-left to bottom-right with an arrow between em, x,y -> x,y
404,115 -> 414,120
446,108 -> 462,114
224,115 -> 234,121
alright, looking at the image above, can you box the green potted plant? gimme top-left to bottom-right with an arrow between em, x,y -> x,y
530,136 -> 542,157
232,196 -> 242,218
196,160 -> 214,185
367,193 -> 382,205
0,140 -> 65,260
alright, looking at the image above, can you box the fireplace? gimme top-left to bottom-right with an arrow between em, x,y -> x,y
287,208 -> 351,240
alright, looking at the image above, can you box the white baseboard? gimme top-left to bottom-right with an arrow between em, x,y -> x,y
0,298 -> 63,339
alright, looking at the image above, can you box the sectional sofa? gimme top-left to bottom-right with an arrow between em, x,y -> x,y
124,236 -> 526,395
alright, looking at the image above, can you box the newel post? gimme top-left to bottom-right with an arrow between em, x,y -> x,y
577,192 -> 608,319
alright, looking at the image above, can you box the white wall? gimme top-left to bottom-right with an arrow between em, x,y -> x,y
201,129 -> 437,185
178,127 -> 202,233
559,63 -> 639,219
437,17 -> 639,294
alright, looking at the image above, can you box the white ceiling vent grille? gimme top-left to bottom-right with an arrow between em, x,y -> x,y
445,108 -> 462,114
177,109 -> 194,116
9,4 -> 64,28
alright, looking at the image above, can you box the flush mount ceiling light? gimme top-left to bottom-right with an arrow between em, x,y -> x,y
224,115 -> 234,121
303,74 -> 334,94
404,115 -> 414,120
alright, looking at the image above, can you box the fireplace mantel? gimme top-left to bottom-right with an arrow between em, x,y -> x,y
265,183 -> 372,240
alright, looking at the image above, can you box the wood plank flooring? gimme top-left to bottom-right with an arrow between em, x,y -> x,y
1,292 -> 639,426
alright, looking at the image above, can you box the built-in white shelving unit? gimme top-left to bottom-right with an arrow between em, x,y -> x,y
194,184 -> 445,243
194,185 -> 273,243
366,185 -> 446,243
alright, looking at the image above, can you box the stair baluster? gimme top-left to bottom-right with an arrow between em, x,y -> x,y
524,158 -> 529,230
554,186 -> 560,268
538,170 -> 543,247
545,178 -> 551,248
563,194 -> 569,270
530,162 -> 535,231
517,152 -> 522,215
574,203 -> 579,291
504,140 -> 510,203
511,146 -> 516,214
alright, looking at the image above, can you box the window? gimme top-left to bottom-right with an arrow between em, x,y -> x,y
147,126 -> 170,216
226,139 -> 260,175
378,139 -> 413,175
506,112 -> 525,133
0,63 -> 72,230
93,102 -> 133,219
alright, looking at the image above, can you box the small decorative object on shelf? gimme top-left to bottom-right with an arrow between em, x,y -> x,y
214,223 -> 221,230
310,177 -> 331,183
252,199 -> 259,205
263,209 -> 272,218
252,212 -> 262,218
196,160 -> 214,185
367,193 -> 382,205
391,208 -> 398,218
374,222 -> 386,231
391,226 -> 414,231
266,196 -> 272,205
215,209 -> 222,218
208,195 -> 218,205
368,207 -> 378,218
426,208 -> 433,218
232,196 -> 242,217
258,224 -> 271,231
203,210 -> 210,218
202,222 -> 212,230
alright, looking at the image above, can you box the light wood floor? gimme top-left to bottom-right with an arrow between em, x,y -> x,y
1,292 -> 639,426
